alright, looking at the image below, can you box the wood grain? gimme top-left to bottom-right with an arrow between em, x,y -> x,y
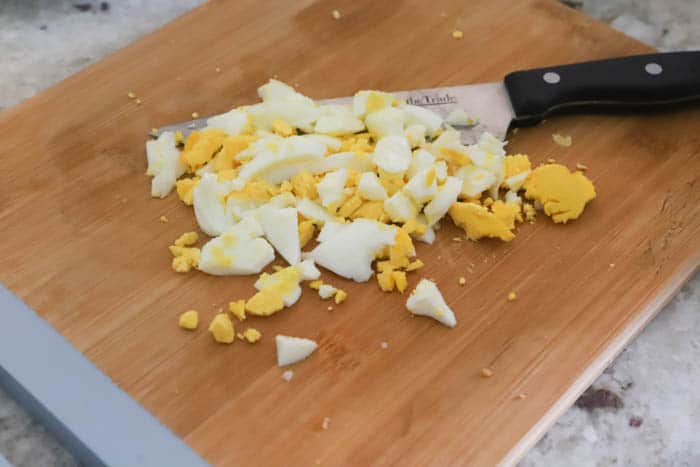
1,0 -> 699,465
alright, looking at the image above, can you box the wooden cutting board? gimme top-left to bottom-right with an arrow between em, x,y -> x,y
1,0 -> 698,465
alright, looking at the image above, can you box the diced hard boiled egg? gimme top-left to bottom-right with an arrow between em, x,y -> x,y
445,109 -> 475,127
306,219 -> 397,282
403,166 -> 438,204
456,165 -> 497,198
146,131 -> 185,198
365,107 -> 405,138
314,104 -> 365,136
405,124 -> 427,148
317,168 -> 348,208
253,265 -> 303,308
407,148 -> 436,178
402,104 -> 443,138
423,176 -> 462,226
505,190 -> 522,204
257,204 -> 301,265
318,284 -> 338,299
384,191 -> 418,223
206,108 -> 251,135
198,217 -> 275,275
301,133 -> 343,153
503,170 -> 531,191
411,224 -> 436,244
297,198 -> 336,225
373,135 -> 411,174
298,259 -> 321,280
275,335 -> 318,366
258,79 -> 315,105
353,90 -> 398,118
357,172 -> 388,201
193,173 -> 236,236
448,202 -> 515,241
406,279 -> 456,327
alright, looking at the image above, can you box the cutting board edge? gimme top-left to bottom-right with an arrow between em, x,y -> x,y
499,253 -> 700,467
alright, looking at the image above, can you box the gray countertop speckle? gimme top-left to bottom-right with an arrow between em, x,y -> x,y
0,1 -> 698,466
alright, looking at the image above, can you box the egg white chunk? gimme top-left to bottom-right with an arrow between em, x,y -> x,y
318,284 -> 338,299
146,131 -> 185,198
352,90 -> 397,118
193,173 -> 236,236
406,279 -> 456,327
407,148 -> 436,179
206,108 -> 249,135
373,135 -> 411,174
317,168 -> 348,208
456,165 -> 497,198
314,104 -> 365,136
257,204 -> 301,265
401,104 -> 443,137
306,219 -> 396,282
423,176 -> 462,226
384,191 -> 418,223
297,198 -> 336,225
254,268 -> 303,307
198,217 -> 274,275
258,79 -> 315,105
365,107 -> 405,139
405,124 -> 427,148
276,335 -> 318,367
298,259 -> 321,281
505,190 -> 522,204
403,167 -> 438,204
357,172 -> 388,201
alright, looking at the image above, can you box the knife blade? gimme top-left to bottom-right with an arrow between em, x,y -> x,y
153,51 -> 700,145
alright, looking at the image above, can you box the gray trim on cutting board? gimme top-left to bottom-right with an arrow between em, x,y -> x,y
0,283 -> 208,467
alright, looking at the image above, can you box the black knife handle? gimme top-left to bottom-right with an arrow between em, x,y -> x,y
504,51 -> 700,125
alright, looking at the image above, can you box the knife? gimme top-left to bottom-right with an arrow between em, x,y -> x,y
154,51 -> 700,145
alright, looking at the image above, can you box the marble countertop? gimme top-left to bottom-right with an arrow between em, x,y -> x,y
0,1 -> 698,466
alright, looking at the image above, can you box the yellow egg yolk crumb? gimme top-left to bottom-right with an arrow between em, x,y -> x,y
309,279 -> 323,290
351,201 -> 387,222
449,202 -> 515,242
175,177 -> 199,206
174,130 -> 184,145
334,289 -> 347,304
405,259 -> 424,271
180,128 -> 226,172
337,194 -> 363,219
298,220 -> 315,248
507,291 -> 517,301
392,270 -> 408,293
377,270 -> 395,292
503,154 -> 532,178
490,200 -> 522,229
523,203 -> 536,223
209,313 -> 235,344
159,215 -> 169,223
452,30 -> 464,39
290,171 -> 318,199
523,163 -> 596,223
389,228 -> 415,269
228,300 -> 246,321
458,277 -> 466,285
245,266 -> 302,316
242,328 -> 262,343
178,310 -> 199,330
169,245 -> 200,273
377,169 -> 405,196
174,231 -> 198,247
272,119 -> 296,137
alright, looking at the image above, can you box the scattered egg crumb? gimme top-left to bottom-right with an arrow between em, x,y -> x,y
576,162 -> 589,171
380,341 -> 389,349
178,310 -> 199,330
228,299 -> 246,321
127,91 -> 136,99
331,9 -> 341,19
327,305 -> 334,311
452,30 -> 463,39
552,134 -> 572,147
215,67 -> 221,73
609,263 -> 616,268
192,112 -> 200,119
309,279 -> 323,290
334,289 -> 347,304
135,98 -> 143,105
547,157 -> 557,163
517,393 -> 527,400
458,277 -> 466,285
159,215 -> 169,223
242,328 -> 262,343
452,236 -> 463,242
282,370 -> 294,382
507,291 -> 517,301
322,417 -> 331,430
481,367 -> 494,378
208,313 -> 235,344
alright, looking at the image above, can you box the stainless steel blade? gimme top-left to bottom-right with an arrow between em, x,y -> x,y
154,82 -> 514,145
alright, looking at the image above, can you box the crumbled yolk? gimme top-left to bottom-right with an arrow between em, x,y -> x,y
552,134 -> 572,147
337,194 -> 363,218
439,147 -> 471,167
523,203 -> 536,223
424,167 -> 436,187
242,328 -> 262,343
290,171 -> 318,199
334,289 -> 347,304
175,177 -> 199,206
449,202 -> 515,242
180,128 -> 226,172
227,180 -> 278,204
245,266 -> 302,316
331,9 -> 341,19
389,228 -> 415,269
159,215 -> 169,223
178,310 -> 199,330
482,197 -> 494,207
351,201 -> 387,222
170,247 -> 200,272
452,30 -> 464,39
405,259 -> 424,271
174,231 -> 198,247
507,291 -> 517,301
340,133 -> 374,153
458,277 -> 466,285
346,170 -> 362,187
272,119 -> 295,137
377,270 -> 395,292
377,169 -> 405,196
127,91 -> 136,99
392,270 -> 408,293
245,288 -> 285,316
217,134 -> 256,168
209,313 -> 235,344
376,260 -> 394,273
503,154 -> 532,178
523,164 -> 596,223
279,180 -> 293,192
298,220 -> 315,248
228,299 -> 246,321
490,200 -> 521,229
309,279 -> 323,290
402,218 -> 427,235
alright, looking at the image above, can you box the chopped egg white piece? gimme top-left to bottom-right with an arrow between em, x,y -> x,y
505,190 -> 522,204
302,133 -> 343,152
257,205 -> 301,265
407,148 -> 436,178
298,259 -> 321,280
306,219 -> 396,282
406,279 -> 456,327
297,198 -> 336,225
352,90 -> 397,118
373,135 -> 411,174
258,79 -> 314,105
198,217 -> 275,275
411,224 -> 436,244
456,165 -> 497,198
403,167 -> 438,204
193,173 -> 236,236
503,170 -> 531,191
254,267 -> 303,307
435,160 -> 448,182
146,131 -> 185,198
317,168 -> 348,208
318,284 -> 338,299
402,104 -> 443,137
365,107 -> 405,138
316,151 -> 374,173
445,109 -> 474,127
282,369 -> 294,381
268,192 -> 297,208
423,176 -> 462,226
276,335 -> 318,366
357,172 -> 388,201
384,191 -> 418,223
405,124 -> 427,148
206,108 -> 250,135
314,104 -> 365,136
